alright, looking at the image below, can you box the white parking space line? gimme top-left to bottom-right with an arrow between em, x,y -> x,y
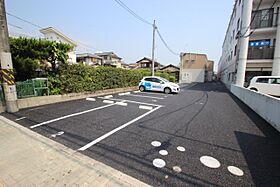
104,95 -> 113,99
103,100 -> 114,104
118,92 -> 130,96
115,102 -> 128,106
137,91 -> 167,96
30,103 -> 116,129
78,106 -> 162,151
15,117 -> 26,121
126,94 -> 165,100
97,97 -> 162,107
86,98 -> 96,101
133,91 -> 141,93
139,105 -> 153,110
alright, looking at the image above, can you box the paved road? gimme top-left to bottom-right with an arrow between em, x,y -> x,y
3,82 -> 280,186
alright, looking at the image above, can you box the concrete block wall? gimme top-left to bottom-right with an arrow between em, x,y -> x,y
16,86 -> 138,110
231,85 -> 280,132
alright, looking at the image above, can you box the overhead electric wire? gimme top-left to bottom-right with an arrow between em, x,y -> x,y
8,23 -> 22,29
6,12 -> 42,29
156,28 -> 180,56
113,0 -> 153,26
240,0 -> 263,37
247,0 -> 279,37
113,0 -> 179,56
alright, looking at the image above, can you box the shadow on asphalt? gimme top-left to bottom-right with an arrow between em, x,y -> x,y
229,94 -> 280,186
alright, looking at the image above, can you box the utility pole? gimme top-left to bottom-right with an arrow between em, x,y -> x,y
0,0 -> 18,112
151,20 -> 156,76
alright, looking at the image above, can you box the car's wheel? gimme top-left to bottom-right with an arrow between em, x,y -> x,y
139,86 -> 145,92
250,88 -> 258,92
164,87 -> 171,94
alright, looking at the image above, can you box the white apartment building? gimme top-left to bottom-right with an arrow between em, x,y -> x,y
40,27 -> 78,64
218,0 -> 280,86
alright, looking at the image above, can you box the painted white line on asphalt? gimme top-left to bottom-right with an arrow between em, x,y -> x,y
133,90 -> 141,93
104,95 -> 113,99
78,106 -> 162,151
97,97 -> 162,107
15,117 -> 26,121
51,131 -> 64,138
30,103 -> 116,129
139,105 -> 153,110
137,91 -> 165,96
115,102 -> 127,106
227,166 -> 244,176
200,156 -> 221,169
118,92 -> 130,96
128,94 -> 164,100
103,100 -> 114,104
86,98 -> 96,101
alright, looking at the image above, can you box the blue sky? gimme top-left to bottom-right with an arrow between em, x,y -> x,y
6,0 -> 234,71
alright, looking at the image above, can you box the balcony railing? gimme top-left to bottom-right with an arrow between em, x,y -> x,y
247,46 -> 275,60
251,9 -> 276,29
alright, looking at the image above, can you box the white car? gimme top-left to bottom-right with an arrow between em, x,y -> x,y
138,76 -> 180,94
248,76 -> 280,96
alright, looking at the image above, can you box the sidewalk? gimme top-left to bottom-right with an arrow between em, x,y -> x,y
0,116 -> 150,187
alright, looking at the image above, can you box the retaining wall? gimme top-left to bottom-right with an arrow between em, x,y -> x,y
17,86 -> 138,109
231,85 -> 280,132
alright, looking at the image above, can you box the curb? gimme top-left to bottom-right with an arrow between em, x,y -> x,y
16,86 -> 138,109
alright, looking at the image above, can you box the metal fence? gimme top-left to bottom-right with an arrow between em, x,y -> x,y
16,78 -> 49,99
247,46 -> 275,60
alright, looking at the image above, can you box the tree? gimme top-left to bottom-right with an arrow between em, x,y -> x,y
9,37 -> 73,81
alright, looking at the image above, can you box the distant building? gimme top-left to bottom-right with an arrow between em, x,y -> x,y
40,27 -> 78,64
76,53 -> 103,67
94,52 -> 122,68
207,60 -> 214,82
180,53 -> 214,83
135,57 -> 163,70
218,0 -> 280,86
127,63 -> 139,69
159,64 -> 180,82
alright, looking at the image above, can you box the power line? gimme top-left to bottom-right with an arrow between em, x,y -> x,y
6,12 -> 101,52
156,28 -> 180,56
113,0 -> 153,26
6,12 -> 42,29
247,0 -> 279,37
240,0 -> 263,37
8,23 -> 22,29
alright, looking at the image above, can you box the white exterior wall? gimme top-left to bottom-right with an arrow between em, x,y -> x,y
43,33 -> 77,64
231,85 -> 280,132
218,0 -> 280,86
180,69 -> 205,83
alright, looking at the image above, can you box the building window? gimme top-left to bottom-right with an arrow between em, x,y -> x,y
271,78 -> 280,84
234,44 -> 237,56
256,78 -> 269,83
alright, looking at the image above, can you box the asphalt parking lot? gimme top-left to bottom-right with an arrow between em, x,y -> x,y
3,82 -> 280,186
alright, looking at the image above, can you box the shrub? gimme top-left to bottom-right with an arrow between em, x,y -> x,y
48,64 -> 144,94
48,65 -> 178,95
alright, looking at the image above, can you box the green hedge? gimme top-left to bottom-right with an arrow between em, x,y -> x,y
48,64 -> 176,95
